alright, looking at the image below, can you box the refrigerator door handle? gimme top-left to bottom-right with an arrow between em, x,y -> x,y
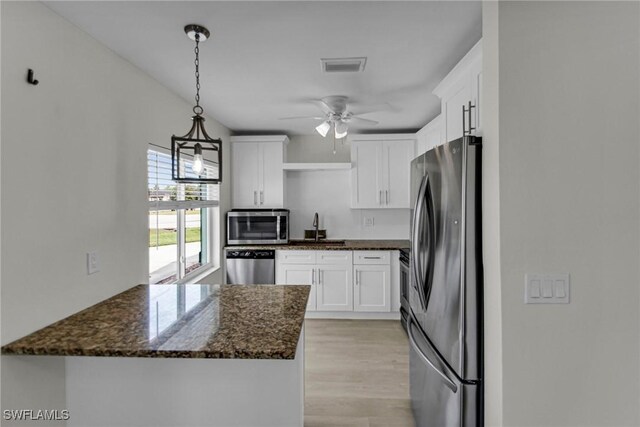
411,177 -> 426,306
408,316 -> 458,393
422,180 -> 436,307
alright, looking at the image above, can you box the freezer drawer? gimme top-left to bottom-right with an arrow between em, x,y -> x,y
408,317 -> 482,427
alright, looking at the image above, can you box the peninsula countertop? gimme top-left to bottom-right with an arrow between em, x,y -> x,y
225,239 -> 410,251
1,284 -> 310,360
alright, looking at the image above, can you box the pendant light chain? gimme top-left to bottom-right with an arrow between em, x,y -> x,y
193,33 -> 203,116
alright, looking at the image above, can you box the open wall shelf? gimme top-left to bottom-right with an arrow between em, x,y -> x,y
282,163 -> 351,171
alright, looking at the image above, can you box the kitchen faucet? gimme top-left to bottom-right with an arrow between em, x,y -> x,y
313,213 -> 319,242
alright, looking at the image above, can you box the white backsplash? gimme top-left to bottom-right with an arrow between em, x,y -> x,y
285,170 -> 410,240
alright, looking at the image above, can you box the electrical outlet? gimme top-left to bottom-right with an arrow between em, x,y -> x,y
87,252 -> 100,275
363,217 -> 375,227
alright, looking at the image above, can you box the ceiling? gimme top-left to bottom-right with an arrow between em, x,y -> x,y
45,1 -> 482,136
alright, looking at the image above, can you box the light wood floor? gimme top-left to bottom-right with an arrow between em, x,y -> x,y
304,319 -> 415,427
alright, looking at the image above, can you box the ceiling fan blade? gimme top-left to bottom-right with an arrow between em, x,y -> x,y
349,116 -> 379,125
278,116 -> 325,121
350,102 -> 396,115
313,99 -> 335,114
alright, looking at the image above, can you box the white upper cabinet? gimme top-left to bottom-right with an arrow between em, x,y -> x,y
350,141 -> 382,208
432,40 -> 482,143
350,134 -> 415,209
230,136 -> 288,209
415,115 -> 442,157
469,56 -> 482,136
231,142 -> 260,208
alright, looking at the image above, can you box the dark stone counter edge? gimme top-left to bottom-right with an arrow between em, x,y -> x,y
1,347 -> 299,360
224,240 -> 410,251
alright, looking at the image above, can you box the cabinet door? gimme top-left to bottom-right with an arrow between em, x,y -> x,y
276,263 -> 316,311
259,142 -> 284,208
415,131 -> 428,159
469,57 -> 482,136
231,142 -> 260,208
441,77 -> 472,143
425,127 -> 442,151
351,141 -> 383,208
316,265 -> 353,311
382,139 -> 414,208
354,265 -> 391,312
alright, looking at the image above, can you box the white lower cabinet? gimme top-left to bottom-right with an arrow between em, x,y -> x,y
276,250 -> 353,312
316,265 -> 353,311
353,265 -> 391,312
353,250 -> 391,313
277,263 -> 316,311
276,250 -> 394,317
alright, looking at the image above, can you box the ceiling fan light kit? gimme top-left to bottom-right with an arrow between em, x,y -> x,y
334,121 -> 348,139
315,121 -> 331,137
281,95 -> 379,142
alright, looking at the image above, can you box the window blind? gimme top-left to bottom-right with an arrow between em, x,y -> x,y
148,149 -> 219,210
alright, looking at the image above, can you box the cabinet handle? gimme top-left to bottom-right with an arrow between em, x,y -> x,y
463,101 -> 476,136
355,270 -> 359,285
468,101 -> 476,133
364,256 -> 381,260
462,104 -> 467,136
379,190 -> 383,205
254,191 -> 258,206
386,190 -> 389,204
312,269 -> 315,285
260,191 -> 264,205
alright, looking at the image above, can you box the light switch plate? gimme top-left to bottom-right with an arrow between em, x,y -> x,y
363,217 -> 374,227
525,273 -> 569,304
87,252 -> 100,275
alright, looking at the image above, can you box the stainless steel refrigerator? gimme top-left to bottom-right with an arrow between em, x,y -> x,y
409,136 -> 483,426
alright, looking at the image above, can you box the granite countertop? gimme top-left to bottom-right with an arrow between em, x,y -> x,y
225,239 -> 410,251
1,284 -> 310,360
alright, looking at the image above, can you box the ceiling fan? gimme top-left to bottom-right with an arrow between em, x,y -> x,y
280,95 -> 379,139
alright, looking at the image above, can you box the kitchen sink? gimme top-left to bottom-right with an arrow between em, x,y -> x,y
288,239 -> 347,246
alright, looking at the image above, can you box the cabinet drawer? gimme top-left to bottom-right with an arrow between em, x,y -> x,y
316,251 -> 353,266
353,251 -> 391,265
276,250 -> 316,264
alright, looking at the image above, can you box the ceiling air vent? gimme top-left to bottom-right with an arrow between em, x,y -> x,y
321,57 -> 367,73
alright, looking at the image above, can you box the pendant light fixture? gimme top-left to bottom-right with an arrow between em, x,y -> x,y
171,24 -> 222,184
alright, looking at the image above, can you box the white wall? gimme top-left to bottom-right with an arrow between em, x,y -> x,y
283,134 -> 410,240
285,170 -> 410,240
481,2 -> 503,426
286,134 -> 351,163
487,2 -> 640,425
0,2 -> 230,423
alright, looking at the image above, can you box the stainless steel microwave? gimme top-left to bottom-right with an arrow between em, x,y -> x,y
226,209 -> 289,245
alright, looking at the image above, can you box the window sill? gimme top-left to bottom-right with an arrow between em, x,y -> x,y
176,265 -> 221,285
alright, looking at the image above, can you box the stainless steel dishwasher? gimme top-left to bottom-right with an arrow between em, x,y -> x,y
225,250 -> 275,284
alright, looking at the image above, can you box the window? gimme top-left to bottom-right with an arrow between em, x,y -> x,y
148,148 -> 219,284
